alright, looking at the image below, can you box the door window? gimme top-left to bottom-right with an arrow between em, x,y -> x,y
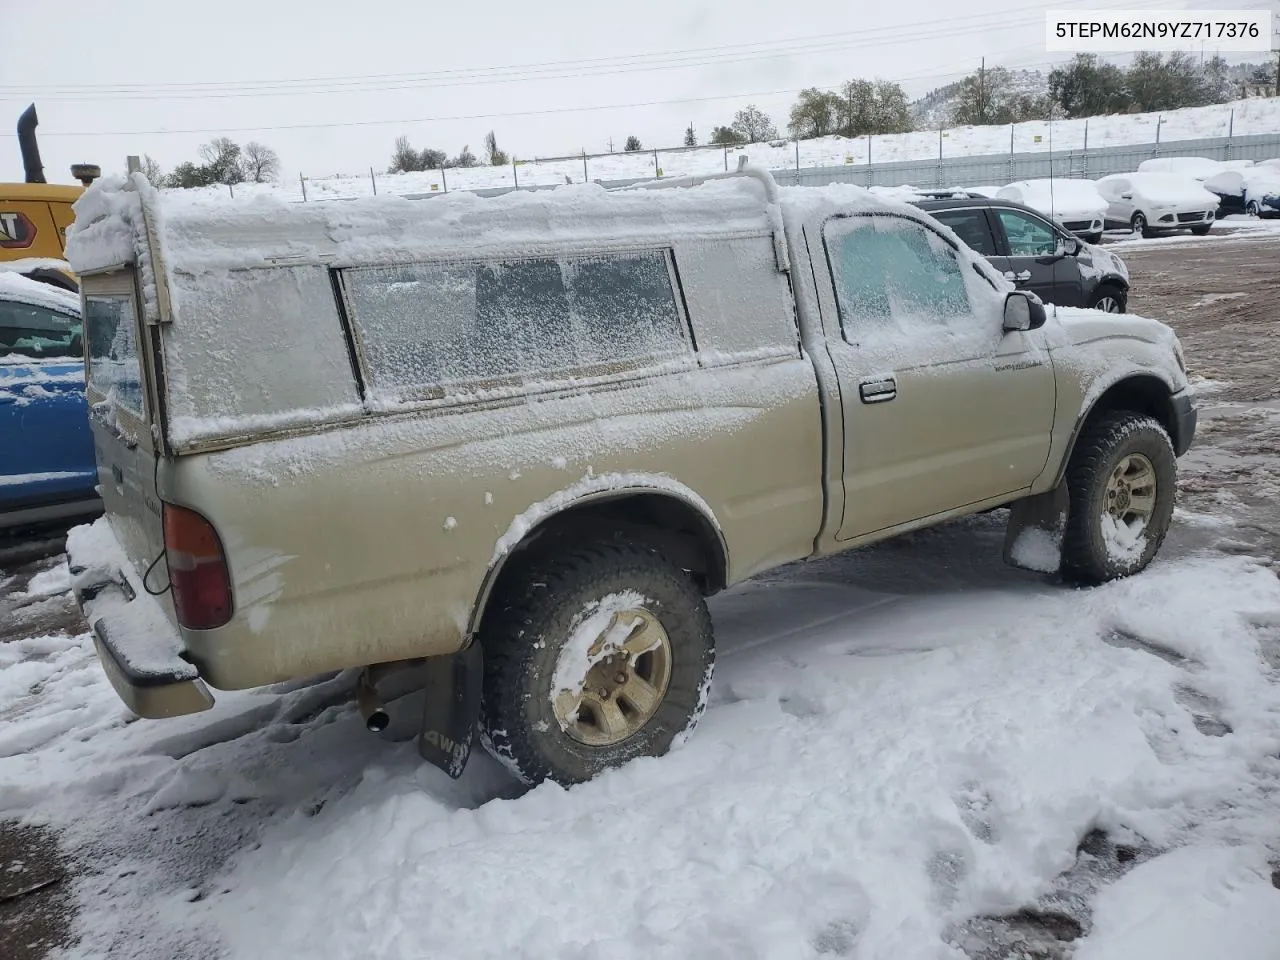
823,215 -> 973,341
929,209 -> 999,256
994,209 -> 1058,257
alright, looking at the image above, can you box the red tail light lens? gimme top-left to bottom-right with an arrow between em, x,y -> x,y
163,503 -> 233,630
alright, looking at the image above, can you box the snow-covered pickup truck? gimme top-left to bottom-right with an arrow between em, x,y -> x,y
61,167 -> 1196,786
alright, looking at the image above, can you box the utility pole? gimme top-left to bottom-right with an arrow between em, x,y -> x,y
608,136 -> 614,153
979,57 -> 985,124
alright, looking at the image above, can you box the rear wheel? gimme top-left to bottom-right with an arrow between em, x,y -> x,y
1060,412 -> 1176,585
478,539 -> 715,785
1131,212 -> 1155,239
1087,283 -> 1127,313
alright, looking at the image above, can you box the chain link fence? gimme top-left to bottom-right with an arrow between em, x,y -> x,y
770,133 -> 1280,190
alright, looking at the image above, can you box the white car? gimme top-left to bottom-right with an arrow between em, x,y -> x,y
1137,157 -> 1252,181
1095,172 -> 1220,238
996,179 -> 1107,243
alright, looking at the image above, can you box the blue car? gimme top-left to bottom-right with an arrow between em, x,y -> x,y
0,272 -> 101,530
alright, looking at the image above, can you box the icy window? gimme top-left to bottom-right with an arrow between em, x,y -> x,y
85,296 -> 143,414
0,300 -> 81,360
995,209 -> 1058,257
930,209 -> 998,257
824,215 -> 972,339
343,251 -> 688,395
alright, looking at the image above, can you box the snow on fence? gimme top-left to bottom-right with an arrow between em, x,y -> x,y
771,133 -> 1280,191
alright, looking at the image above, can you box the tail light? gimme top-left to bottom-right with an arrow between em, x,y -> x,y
163,503 -> 233,630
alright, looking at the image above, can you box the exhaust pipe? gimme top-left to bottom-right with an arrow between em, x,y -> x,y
356,672 -> 390,732
17,104 -> 45,184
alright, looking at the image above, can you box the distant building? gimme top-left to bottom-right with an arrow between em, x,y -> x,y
1241,72 -> 1276,99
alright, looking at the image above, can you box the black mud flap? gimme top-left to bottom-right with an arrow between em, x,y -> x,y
1003,483 -> 1070,573
417,643 -> 483,779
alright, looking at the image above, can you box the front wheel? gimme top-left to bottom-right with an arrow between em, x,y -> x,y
1060,412 -> 1177,585
1131,212 -> 1155,238
1084,232 -> 1103,245
1190,224 -> 1212,236
1088,283 -> 1127,313
478,539 -> 715,785
1246,200 -> 1261,217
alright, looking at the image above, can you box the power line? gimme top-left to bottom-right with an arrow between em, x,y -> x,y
0,0 -> 1189,102
0,52 -> 1078,139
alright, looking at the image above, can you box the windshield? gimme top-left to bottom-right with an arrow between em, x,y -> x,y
0,299 -> 82,360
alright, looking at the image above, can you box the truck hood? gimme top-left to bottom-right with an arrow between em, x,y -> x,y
1050,306 -> 1177,348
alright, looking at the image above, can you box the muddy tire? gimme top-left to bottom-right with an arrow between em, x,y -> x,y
1087,283 -> 1127,313
478,540 -> 714,785
1060,412 -> 1177,585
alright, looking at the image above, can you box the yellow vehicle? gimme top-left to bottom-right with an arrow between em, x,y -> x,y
2,104 -> 99,291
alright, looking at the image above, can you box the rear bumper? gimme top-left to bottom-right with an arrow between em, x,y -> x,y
66,519 -> 214,719
1171,387 -> 1197,457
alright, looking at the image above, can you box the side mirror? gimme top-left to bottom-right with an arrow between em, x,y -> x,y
1003,291 -> 1047,333
1120,192 -> 1133,200
1058,236 -> 1083,256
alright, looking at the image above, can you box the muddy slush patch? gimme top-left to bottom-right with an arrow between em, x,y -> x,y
0,823 -> 72,960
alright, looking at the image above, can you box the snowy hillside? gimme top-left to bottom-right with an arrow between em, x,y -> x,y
910,70 -> 1049,130
188,97 -> 1279,204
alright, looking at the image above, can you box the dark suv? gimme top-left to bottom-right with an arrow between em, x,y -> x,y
909,193 -> 1132,313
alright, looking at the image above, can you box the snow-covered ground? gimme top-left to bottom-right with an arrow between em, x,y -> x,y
3,504 -> 1280,959
193,97 -> 1280,204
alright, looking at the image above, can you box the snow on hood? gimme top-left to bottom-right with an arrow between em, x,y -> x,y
0,272 -> 80,315
1102,173 -> 1220,206
998,179 -> 1106,220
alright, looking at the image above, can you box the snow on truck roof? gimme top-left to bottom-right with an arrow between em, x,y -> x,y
64,170 -> 918,281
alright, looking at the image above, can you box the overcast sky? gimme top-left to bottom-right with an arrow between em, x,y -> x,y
2,0 -> 1274,184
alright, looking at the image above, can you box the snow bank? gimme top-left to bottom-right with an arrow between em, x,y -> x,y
1074,847 -> 1280,960
997,179 -> 1106,221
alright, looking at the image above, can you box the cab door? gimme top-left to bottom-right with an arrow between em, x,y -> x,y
988,206 -> 1085,308
807,211 -> 1057,541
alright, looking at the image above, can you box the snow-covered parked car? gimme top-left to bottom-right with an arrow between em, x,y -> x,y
1202,169 -> 1280,219
1136,157 -> 1252,180
996,179 -> 1107,243
61,169 -> 1196,786
0,272 -> 100,529
1095,172 -> 1220,238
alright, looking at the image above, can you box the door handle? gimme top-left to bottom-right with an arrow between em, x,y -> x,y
1003,270 -> 1032,282
859,377 -> 897,403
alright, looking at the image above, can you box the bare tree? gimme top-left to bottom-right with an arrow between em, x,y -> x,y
140,155 -> 164,186
241,142 -> 280,183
